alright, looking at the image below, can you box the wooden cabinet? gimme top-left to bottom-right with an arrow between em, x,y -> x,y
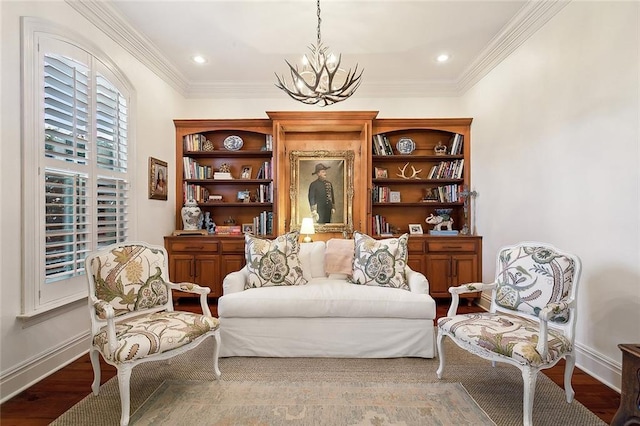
164,237 -> 221,297
423,236 -> 482,301
168,114 -> 481,302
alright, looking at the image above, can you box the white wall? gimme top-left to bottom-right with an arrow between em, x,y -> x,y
1,1 -> 183,400
462,1 -> 639,390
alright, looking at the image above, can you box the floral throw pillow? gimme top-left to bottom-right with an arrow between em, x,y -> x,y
348,231 -> 409,291
244,231 -> 307,289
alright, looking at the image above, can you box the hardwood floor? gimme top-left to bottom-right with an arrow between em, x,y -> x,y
0,300 -> 620,425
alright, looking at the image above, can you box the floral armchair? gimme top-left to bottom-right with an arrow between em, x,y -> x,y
436,241 -> 582,426
85,242 -> 221,426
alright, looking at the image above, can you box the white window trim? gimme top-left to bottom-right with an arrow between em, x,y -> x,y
21,17 -> 136,317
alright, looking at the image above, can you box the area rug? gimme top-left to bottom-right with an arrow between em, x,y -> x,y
129,380 -> 494,425
52,338 -> 606,426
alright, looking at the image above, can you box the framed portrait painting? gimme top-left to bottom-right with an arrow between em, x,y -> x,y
149,157 -> 168,200
289,150 -> 354,234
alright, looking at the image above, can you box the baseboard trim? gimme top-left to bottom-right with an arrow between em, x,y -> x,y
476,294 -> 622,392
0,332 -> 90,403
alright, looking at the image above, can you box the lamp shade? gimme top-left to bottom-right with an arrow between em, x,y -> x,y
300,217 -> 316,235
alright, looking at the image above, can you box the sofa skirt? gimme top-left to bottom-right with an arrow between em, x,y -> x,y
219,317 -> 435,358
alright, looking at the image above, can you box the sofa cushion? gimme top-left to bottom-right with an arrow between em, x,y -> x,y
298,241 -> 327,280
325,238 -> 355,275
349,232 -> 410,291
218,279 -> 435,319
244,231 -> 307,289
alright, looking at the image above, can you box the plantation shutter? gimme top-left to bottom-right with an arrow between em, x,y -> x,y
42,52 -> 129,288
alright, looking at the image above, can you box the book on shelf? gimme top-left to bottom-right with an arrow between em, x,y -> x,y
372,134 -> 393,156
183,133 -> 209,151
216,225 -> 242,235
213,172 -> 233,179
448,133 -> 464,155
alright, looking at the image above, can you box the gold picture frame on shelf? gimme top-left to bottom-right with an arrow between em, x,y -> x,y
290,150 -> 354,234
149,157 -> 168,200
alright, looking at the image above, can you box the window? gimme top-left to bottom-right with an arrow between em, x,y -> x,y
22,18 -> 134,314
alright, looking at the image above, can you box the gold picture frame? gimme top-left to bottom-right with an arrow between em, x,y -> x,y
149,157 -> 168,200
290,150 -> 354,234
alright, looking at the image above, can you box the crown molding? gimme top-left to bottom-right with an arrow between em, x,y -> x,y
455,0 -> 571,93
65,0 -> 188,95
67,0 -> 570,99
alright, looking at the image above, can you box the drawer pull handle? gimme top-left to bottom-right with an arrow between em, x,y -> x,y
443,246 -> 463,249
185,246 -> 205,250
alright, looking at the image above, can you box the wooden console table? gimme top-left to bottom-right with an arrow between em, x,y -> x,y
611,343 -> 640,426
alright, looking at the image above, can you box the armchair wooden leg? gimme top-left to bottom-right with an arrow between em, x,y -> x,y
436,330 -> 446,379
117,364 -> 133,426
521,367 -> 538,426
564,353 -> 576,403
89,348 -> 101,395
212,332 -> 221,379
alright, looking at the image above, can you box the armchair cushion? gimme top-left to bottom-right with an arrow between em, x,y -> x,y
349,232 -> 410,291
90,244 -> 169,317
93,311 -> 219,363
438,312 -> 572,367
496,245 -> 578,323
244,231 -> 307,289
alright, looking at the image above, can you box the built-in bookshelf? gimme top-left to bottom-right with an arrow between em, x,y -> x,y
369,119 -> 471,237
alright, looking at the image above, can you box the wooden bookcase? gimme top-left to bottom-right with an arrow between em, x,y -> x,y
167,119 -> 275,298
370,118 -> 481,302
167,115 -> 481,302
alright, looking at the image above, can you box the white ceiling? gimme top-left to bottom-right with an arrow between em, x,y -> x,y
68,0 -> 569,98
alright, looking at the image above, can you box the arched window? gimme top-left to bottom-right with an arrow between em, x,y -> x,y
22,18 -> 134,314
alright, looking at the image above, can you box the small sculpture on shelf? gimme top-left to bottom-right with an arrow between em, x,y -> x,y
434,141 -> 447,156
223,216 -> 236,225
204,211 -> 216,234
426,210 -> 454,231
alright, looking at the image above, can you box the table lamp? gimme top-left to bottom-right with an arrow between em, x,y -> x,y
300,217 -> 315,243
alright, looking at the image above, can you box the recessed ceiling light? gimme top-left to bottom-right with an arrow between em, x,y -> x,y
436,54 -> 450,63
192,55 -> 207,64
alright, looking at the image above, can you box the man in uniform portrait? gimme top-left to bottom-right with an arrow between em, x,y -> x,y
308,163 -> 335,224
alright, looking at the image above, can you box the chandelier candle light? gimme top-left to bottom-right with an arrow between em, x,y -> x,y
275,0 -> 363,106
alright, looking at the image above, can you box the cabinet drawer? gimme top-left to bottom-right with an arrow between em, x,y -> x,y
221,240 -> 246,253
427,241 -> 476,252
407,239 -> 424,253
168,240 -> 219,253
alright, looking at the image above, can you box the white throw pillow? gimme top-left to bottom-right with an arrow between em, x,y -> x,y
349,231 -> 409,291
244,231 -> 307,289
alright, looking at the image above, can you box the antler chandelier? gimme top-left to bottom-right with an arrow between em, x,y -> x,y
275,0 -> 363,106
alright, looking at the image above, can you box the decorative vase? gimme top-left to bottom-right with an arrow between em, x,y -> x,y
181,199 -> 202,230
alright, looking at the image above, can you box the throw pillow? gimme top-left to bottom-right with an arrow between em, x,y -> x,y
325,238 -> 355,275
349,231 -> 409,291
244,231 -> 307,289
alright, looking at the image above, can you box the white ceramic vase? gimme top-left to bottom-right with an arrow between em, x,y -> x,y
181,199 -> 202,230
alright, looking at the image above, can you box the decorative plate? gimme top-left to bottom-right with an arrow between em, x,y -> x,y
223,135 -> 243,151
396,137 -> 415,154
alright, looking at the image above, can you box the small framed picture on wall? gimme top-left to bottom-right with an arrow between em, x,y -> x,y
149,157 -> 168,200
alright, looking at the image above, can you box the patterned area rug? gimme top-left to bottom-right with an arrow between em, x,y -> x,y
130,380 -> 494,425
52,338 -> 606,426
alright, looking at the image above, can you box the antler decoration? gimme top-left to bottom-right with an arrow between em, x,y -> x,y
396,163 -> 422,179
274,0 -> 363,106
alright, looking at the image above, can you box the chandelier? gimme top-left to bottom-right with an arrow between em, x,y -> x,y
275,0 -> 363,106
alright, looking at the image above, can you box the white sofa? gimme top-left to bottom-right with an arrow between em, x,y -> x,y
218,239 -> 436,358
